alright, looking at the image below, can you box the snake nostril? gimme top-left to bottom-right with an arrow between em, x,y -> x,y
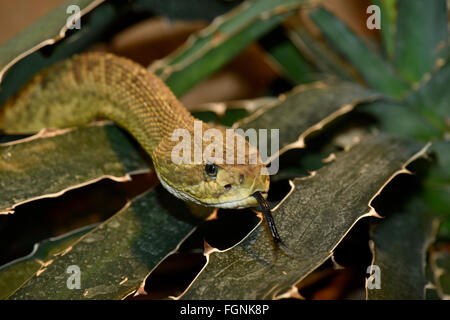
224,184 -> 232,190
239,174 -> 244,184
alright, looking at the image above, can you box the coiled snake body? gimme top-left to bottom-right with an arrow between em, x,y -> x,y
0,52 -> 270,209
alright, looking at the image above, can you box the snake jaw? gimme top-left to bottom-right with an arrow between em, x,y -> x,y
209,169 -> 270,208
156,170 -> 269,209
152,118 -> 270,209
208,190 -> 268,209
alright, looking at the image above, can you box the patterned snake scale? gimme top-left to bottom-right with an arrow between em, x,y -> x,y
0,52 -> 269,209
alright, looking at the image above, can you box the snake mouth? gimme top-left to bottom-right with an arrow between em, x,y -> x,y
157,172 -> 268,209
209,190 -> 268,209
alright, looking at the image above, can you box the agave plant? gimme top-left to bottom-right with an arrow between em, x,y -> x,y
0,0 -> 448,300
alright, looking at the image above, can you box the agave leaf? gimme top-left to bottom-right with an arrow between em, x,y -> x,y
367,197 -> 438,300
261,29 -> 317,84
149,0 -> 310,96
236,80 -> 379,161
371,0 -> 397,60
0,0 -> 103,84
359,100 -> 442,141
309,7 -> 409,97
190,97 -> 277,126
132,0 -> 243,21
287,26 -> 360,82
9,189 -> 195,299
394,0 -> 448,84
179,134 -> 427,299
0,224 -> 95,299
0,124 -> 149,214
422,141 -> 450,239
0,0 -> 118,105
405,59 -> 450,134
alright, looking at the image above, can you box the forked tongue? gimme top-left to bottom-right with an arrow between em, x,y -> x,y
252,191 -> 301,259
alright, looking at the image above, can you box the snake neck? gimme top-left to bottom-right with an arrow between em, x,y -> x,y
0,52 -> 195,157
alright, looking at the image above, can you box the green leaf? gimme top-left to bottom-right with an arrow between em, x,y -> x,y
367,197 -> 438,300
394,0 -> 448,83
405,60 -> 450,133
287,25 -> 360,82
190,97 -> 277,125
0,124 -> 149,213
237,80 -> 379,160
9,189 -> 195,299
0,0 -> 102,83
150,0 -> 309,96
0,224 -> 95,300
359,100 -> 442,141
309,7 -> 409,97
422,141 -> 450,239
0,1 -> 118,105
132,0 -> 243,21
372,0 -> 397,60
261,30 -> 316,84
179,134 -> 427,299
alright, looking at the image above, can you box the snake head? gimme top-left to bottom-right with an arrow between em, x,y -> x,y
153,128 -> 270,209
198,159 -> 270,209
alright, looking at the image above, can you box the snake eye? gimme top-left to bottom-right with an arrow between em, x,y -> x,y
205,163 -> 218,177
